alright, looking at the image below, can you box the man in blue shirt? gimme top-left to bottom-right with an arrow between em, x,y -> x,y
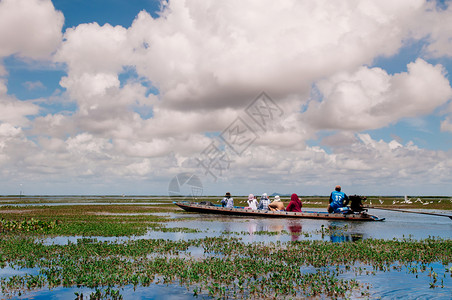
328,185 -> 350,213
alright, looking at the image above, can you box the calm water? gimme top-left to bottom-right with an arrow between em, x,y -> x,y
1,203 -> 451,299
4,284 -> 197,300
0,202 -> 168,207
147,208 -> 452,242
39,208 -> 451,247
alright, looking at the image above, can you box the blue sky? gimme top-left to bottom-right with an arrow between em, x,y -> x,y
368,38 -> 452,151
1,0 -> 452,196
53,0 -> 161,29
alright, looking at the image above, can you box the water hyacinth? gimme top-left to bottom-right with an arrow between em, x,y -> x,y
0,236 -> 451,299
0,218 -> 58,233
0,197 -> 451,298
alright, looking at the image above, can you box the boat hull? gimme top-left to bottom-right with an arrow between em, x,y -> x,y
174,202 -> 384,221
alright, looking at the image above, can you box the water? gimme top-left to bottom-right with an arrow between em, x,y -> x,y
152,208 -> 452,242
41,208 -> 451,246
338,262 -> 452,299
0,202 -> 168,207
3,284 -> 199,300
2,262 -> 450,299
1,202 -> 451,299
0,264 -> 40,278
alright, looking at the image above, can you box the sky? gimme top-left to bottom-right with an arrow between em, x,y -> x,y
1,0 -> 452,196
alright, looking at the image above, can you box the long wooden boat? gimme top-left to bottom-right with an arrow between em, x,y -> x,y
174,202 -> 385,221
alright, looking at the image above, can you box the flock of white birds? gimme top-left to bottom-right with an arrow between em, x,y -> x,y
384,196 -> 452,206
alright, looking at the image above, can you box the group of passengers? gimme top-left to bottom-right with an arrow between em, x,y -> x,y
221,185 -> 354,214
221,192 -> 303,212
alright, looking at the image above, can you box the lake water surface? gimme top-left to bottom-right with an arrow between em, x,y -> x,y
1,204 -> 451,299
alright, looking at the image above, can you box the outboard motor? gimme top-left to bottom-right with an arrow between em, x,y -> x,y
349,195 -> 367,213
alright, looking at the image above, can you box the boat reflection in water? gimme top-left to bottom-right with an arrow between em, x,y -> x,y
246,220 -> 285,239
287,220 -> 302,241
330,232 -> 363,243
268,223 -> 284,233
327,223 -> 363,243
247,220 -> 257,235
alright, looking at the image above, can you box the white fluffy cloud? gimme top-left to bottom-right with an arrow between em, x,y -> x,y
302,59 -> 452,131
126,0 -> 426,110
412,2 -> 452,58
440,117 -> 452,132
0,94 -> 39,127
55,23 -> 131,74
1,0 -> 452,195
205,132 -> 452,195
0,0 -> 62,176
0,0 -> 63,59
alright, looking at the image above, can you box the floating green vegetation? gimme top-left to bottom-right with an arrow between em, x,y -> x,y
315,224 -> 348,237
0,198 -> 451,298
75,287 -> 123,300
0,236 -> 450,299
0,205 -> 176,237
147,223 -> 202,233
221,230 -> 291,236
0,218 -> 58,233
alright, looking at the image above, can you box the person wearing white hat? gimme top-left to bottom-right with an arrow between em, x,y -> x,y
269,195 -> 285,211
247,194 -> 258,210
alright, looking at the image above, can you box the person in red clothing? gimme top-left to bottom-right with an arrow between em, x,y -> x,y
286,193 -> 302,212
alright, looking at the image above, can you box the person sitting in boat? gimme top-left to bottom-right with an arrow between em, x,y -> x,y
349,195 -> 367,213
286,193 -> 302,212
328,185 -> 350,213
258,193 -> 270,210
268,195 -> 285,211
247,194 -> 258,210
221,192 -> 234,208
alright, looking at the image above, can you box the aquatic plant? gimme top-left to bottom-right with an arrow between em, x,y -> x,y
0,236 -> 450,299
0,218 -> 57,233
0,197 -> 450,298
147,224 -> 201,233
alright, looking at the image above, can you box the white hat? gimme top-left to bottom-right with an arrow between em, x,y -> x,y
274,195 -> 281,201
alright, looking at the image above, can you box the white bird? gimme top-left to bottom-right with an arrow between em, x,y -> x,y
379,199 -> 384,204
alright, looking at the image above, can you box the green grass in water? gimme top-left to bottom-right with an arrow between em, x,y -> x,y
0,237 -> 450,299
